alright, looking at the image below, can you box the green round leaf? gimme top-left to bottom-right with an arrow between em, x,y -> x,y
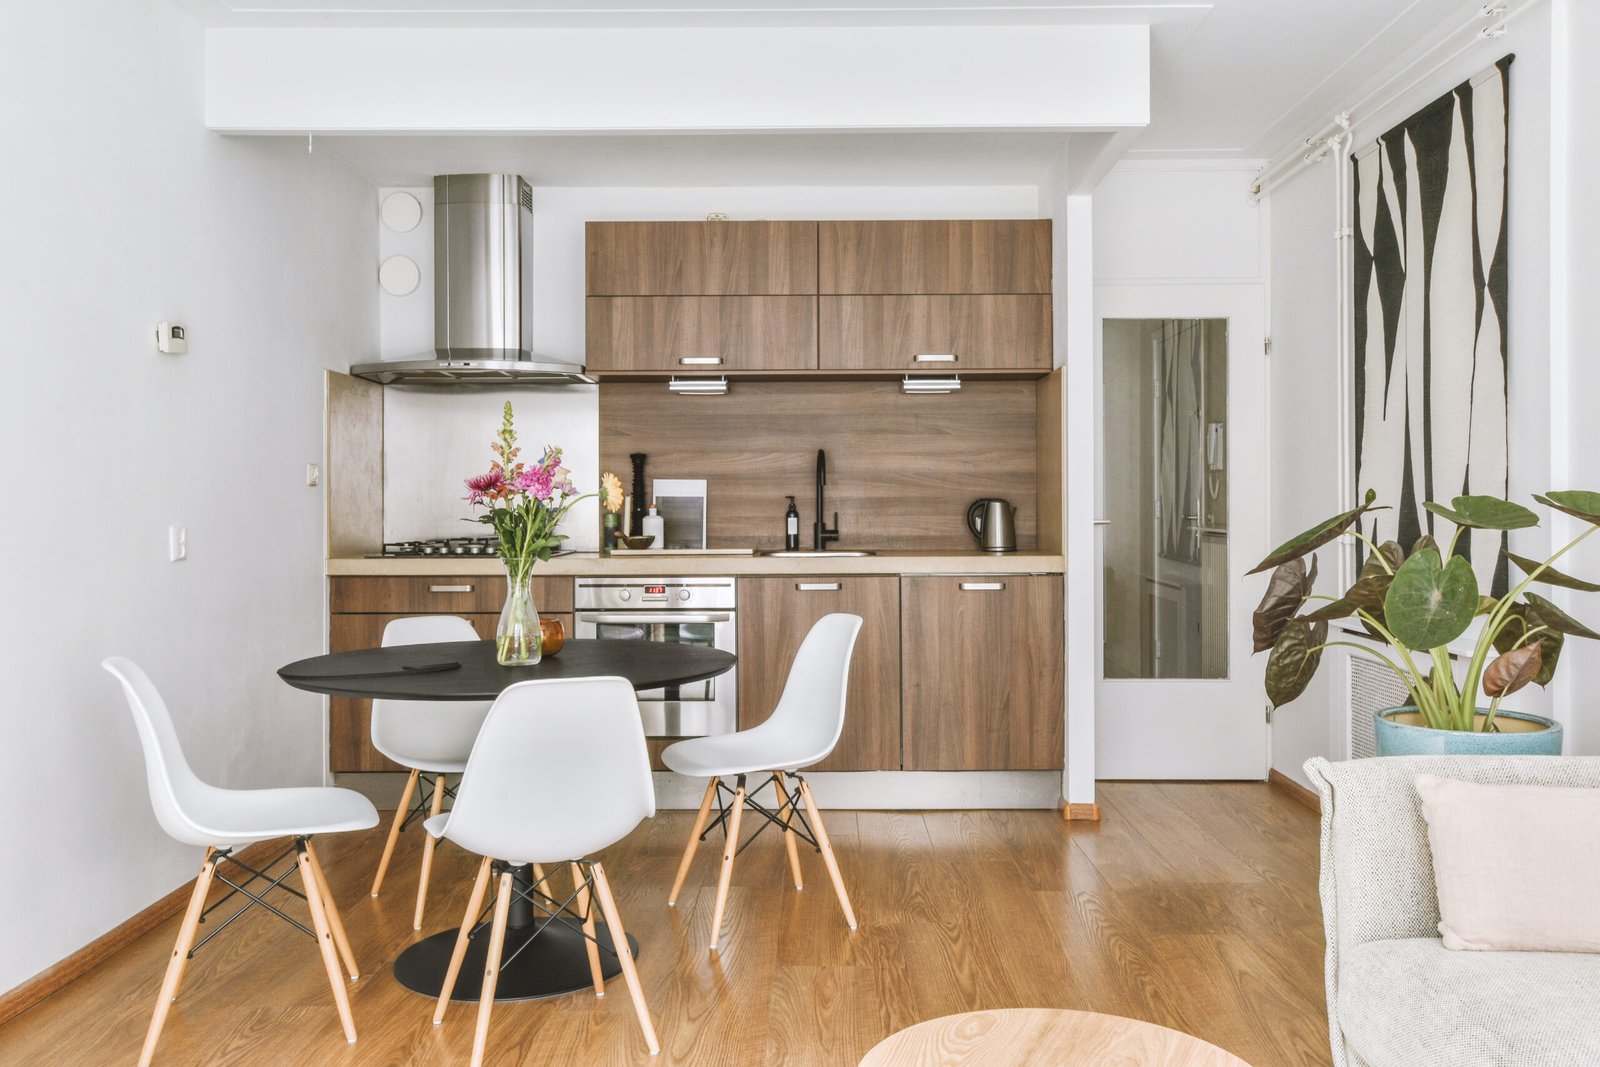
1382,549 -> 1479,650
1423,496 -> 1539,530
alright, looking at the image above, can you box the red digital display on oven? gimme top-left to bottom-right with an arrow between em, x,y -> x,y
645,585 -> 666,595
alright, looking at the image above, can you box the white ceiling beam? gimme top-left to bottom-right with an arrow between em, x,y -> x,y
205,24 -> 1150,133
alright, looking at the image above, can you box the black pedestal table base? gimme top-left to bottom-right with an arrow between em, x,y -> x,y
393,921 -> 637,1002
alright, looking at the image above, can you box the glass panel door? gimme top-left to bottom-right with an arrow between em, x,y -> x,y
1101,318 -> 1229,680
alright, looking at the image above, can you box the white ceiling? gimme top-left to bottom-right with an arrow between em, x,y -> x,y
185,0 -> 1476,183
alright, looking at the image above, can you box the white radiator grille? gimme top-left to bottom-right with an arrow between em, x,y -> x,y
1347,654 -> 1412,759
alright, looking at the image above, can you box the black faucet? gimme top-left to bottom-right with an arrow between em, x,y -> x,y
814,448 -> 840,551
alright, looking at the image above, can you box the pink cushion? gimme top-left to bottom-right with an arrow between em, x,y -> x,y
1415,773 -> 1600,952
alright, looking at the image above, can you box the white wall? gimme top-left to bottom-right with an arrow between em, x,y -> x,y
375,184 -> 1040,547
1555,0 -> 1600,756
0,1 -> 374,993
1264,3 -> 1566,783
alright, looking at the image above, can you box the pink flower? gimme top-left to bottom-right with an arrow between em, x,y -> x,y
514,465 -> 555,501
464,469 -> 504,505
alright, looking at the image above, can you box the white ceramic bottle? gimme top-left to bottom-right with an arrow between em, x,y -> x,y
641,502 -> 665,549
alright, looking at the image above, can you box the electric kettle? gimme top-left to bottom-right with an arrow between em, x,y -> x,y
966,498 -> 1018,553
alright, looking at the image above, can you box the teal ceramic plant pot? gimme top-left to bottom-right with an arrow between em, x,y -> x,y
1374,706 -> 1564,756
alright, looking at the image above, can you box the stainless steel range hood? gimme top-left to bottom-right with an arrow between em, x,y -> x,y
351,174 -> 595,387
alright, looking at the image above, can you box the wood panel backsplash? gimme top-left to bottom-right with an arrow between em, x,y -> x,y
599,380 -> 1038,551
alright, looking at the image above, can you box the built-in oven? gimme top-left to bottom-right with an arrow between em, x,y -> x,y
574,577 -> 737,738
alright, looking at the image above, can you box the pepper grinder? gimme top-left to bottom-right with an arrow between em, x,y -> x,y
629,453 -> 647,535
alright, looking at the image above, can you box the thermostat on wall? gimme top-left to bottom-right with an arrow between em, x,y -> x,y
156,322 -> 187,355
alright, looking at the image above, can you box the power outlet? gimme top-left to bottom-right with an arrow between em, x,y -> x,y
168,524 -> 187,562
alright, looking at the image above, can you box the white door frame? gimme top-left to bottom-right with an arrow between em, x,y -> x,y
1094,283 -> 1270,780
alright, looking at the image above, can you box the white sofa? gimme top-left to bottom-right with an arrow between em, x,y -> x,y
1304,755 -> 1600,1067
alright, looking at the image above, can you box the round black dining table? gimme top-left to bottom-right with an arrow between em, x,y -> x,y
278,637 -> 736,1003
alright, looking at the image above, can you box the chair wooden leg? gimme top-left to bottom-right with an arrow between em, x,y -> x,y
798,780 -> 856,931
668,777 -> 718,907
572,862 -> 605,996
138,848 -> 217,1067
470,870 -> 515,1067
414,773 -> 447,930
590,862 -> 660,1056
296,840 -> 358,1044
709,780 -> 745,952
434,856 -> 493,1026
305,841 -> 359,980
774,771 -> 804,891
370,768 -> 419,897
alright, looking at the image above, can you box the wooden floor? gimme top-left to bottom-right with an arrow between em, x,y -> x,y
0,783 -> 1329,1066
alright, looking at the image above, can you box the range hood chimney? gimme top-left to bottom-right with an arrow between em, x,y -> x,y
350,174 -> 594,386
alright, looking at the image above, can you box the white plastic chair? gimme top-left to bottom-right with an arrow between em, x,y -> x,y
661,613 -> 862,951
367,615 -> 493,930
103,657 -> 379,1066
428,676 -> 660,1064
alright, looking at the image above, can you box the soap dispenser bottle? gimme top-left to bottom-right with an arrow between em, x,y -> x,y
784,496 -> 800,550
641,501 -> 665,550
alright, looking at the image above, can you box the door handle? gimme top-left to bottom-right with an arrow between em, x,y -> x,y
575,612 -> 732,625
959,582 -> 1006,591
678,356 -> 723,365
913,353 -> 957,363
428,585 -> 474,593
795,583 -> 842,592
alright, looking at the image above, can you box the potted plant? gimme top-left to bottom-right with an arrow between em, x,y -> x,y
464,402 -> 593,666
1251,489 -> 1600,755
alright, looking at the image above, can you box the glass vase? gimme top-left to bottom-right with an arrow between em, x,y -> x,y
602,512 -> 618,556
496,557 -> 542,666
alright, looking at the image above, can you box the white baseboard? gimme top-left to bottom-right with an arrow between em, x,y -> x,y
334,770 -> 1062,810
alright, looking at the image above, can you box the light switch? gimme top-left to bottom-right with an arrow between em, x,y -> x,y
156,322 -> 187,355
168,524 -> 187,562
305,463 -> 320,487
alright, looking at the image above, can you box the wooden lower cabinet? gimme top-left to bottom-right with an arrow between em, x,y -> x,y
737,576 -> 900,771
901,575 -> 1064,771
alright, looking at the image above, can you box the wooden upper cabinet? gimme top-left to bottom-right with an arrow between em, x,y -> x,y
819,294 -> 1052,371
586,296 -> 817,373
586,221 -> 819,296
901,575 -> 1064,771
819,220 -> 1052,295
737,576 -> 900,771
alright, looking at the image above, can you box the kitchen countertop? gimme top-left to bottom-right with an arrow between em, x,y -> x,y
327,550 -> 1064,577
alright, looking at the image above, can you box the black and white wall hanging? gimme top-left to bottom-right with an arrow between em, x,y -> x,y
1353,55 -> 1512,595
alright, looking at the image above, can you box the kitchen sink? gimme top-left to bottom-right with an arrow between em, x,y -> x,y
760,550 -> 877,557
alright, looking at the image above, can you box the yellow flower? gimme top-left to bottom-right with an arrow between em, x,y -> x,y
601,471 -> 624,513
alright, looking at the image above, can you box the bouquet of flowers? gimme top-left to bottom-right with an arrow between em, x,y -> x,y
464,402 -> 593,664
465,402 -> 592,563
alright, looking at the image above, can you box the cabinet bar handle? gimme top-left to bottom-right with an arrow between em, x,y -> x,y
913,353 -> 957,363
796,582 -> 842,592
959,581 -> 1005,591
428,584 -> 474,593
679,356 -> 723,365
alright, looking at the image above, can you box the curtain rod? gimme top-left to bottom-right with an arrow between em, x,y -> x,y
1250,0 -> 1542,200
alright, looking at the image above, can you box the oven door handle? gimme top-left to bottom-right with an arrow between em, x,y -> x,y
576,612 -> 733,625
